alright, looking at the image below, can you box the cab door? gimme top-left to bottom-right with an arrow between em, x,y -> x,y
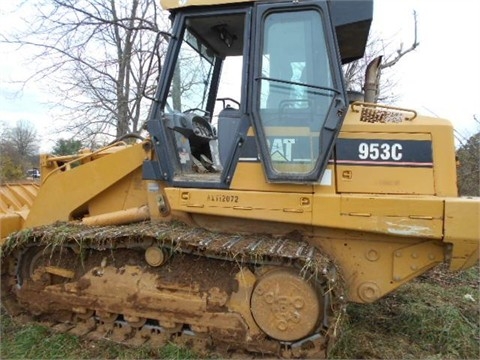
250,0 -> 347,183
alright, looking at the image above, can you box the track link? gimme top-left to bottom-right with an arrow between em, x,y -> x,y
1,221 -> 346,358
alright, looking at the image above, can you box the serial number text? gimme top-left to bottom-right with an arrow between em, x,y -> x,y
206,194 -> 239,203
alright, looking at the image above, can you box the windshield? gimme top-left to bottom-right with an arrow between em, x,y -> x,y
166,28 -> 215,114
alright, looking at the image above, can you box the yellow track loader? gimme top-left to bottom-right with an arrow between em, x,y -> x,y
1,0 -> 478,358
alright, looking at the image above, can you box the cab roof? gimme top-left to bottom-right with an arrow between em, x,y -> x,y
161,0 -> 251,11
160,0 -> 373,64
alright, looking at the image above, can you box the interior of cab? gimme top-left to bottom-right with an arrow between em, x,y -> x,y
163,12 -> 246,179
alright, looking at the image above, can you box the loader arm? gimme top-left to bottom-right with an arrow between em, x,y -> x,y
30,142 -> 148,228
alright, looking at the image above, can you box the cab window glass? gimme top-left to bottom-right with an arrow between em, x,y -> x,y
258,10 -> 335,175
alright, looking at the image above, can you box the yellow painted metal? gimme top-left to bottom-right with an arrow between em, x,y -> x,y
250,268 -> 322,341
313,194 -> 444,239
230,162 -> 315,193
392,241 -> 445,282
39,142 -> 135,184
342,108 -> 458,197
337,166 -> 435,194
0,183 -> 39,211
82,205 -> 150,226
164,187 -> 313,225
86,170 -> 148,217
25,143 -> 148,228
0,213 -> 23,242
0,183 -> 40,241
444,198 -> 480,271
313,229 -> 444,303
166,187 -> 445,239
336,132 -> 434,194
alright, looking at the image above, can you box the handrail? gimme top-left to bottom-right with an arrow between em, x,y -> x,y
351,101 -> 418,122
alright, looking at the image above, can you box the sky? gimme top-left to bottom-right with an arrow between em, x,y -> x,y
372,0 -> 480,139
0,0 -> 479,152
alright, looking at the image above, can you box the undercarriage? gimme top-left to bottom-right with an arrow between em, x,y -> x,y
1,221 -> 344,358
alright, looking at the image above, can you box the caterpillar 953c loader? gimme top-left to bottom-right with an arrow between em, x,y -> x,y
1,0 -> 478,358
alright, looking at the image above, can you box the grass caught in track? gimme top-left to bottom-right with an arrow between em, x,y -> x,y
1,264 -> 478,359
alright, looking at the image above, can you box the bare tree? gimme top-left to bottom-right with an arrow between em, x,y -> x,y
0,120 -> 39,181
2,0 -> 169,143
3,120 -> 39,159
344,11 -> 419,103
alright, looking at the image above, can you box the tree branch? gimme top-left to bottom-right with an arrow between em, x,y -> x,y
381,10 -> 419,69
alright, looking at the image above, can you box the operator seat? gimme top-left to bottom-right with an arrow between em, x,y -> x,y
217,106 -> 241,166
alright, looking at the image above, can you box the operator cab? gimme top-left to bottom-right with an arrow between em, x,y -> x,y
145,0 -> 371,187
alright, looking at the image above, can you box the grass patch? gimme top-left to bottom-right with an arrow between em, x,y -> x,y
0,313 -> 196,360
0,316 -> 86,359
330,265 -> 480,359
